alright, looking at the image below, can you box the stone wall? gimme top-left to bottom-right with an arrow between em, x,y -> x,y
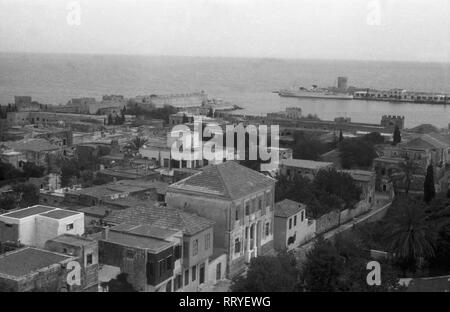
315,209 -> 340,234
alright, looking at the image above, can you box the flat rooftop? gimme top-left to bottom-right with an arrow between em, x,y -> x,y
1,205 -> 55,219
0,205 -> 82,220
47,234 -> 95,247
0,248 -> 72,278
40,209 -> 81,220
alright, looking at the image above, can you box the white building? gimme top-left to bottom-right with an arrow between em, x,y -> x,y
0,205 -> 84,248
274,199 -> 315,250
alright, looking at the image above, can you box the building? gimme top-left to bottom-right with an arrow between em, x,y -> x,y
279,158 -> 334,180
2,138 -> 63,167
374,133 -> 450,193
338,170 -> 376,207
44,234 -> 99,291
274,199 -> 315,250
166,161 -> 276,278
63,180 -> 168,207
98,223 -> 182,292
0,247 -> 76,292
0,205 -> 84,248
102,204 -> 215,292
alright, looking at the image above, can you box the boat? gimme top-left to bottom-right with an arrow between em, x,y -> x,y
277,86 -> 353,100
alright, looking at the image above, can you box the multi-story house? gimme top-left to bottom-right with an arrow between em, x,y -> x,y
374,133 -> 450,193
166,161 -> 276,278
45,234 -> 99,291
279,158 -> 334,181
101,204 -> 215,292
274,199 -> 315,250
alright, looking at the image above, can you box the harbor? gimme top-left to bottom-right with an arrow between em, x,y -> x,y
276,76 -> 450,105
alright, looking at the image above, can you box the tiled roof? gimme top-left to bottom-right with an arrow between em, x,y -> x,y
338,170 -> 375,182
405,133 -> 450,150
104,204 -> 215,236
168,161 -> 274,200
275,199 -> 305,218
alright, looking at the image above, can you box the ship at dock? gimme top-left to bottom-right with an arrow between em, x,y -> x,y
277,76 -> 353,100
277,76 -> 450,105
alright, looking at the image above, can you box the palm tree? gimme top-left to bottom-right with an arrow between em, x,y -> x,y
395,157 -> 420,194
127,136 -> 148,152
384,198 -> 435,272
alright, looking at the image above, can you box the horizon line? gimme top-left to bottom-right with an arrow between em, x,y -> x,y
0,50 -> 448,65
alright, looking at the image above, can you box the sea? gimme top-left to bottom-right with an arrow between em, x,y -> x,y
1,52 -> 449,128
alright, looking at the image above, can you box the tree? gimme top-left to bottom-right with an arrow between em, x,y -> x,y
231,252 -> 300,292
106,273 -> 136,292
22,162 -> 45,178
313,169 -> 362,210
275,170 -> 361,219
393,125 -> 401,145
127,136 -> 148,153
339,130 -> 344,142
291,131 -> 330,161
0,161 -> 23,181
338,133 -> 381,169
424,164 -> 435,203
92,175 -> 110,185
396,158 -> 420,195
107,114 -> 113,125
12,183 -> 39,208
182,113 -> 189,123
384,196 -> 436,272
300,237 -> 345,291
0,193 -> 17,211
60,157 -> 81,187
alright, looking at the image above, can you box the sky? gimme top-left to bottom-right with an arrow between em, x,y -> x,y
0,0 -> 449,62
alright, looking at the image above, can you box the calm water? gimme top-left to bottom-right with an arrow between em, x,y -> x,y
1,53 -> 449,128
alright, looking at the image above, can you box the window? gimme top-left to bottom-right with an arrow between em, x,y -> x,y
184,269 -> 189,286
199,263 -> 205,284
192,265 -> 197,282
166,256 -> 173,270
265,222 -> 270,237
174,245 -> 182,259
193,239 -> 198,256
146,262 -> 154,283
301,211 -> 304,222
86,253 -> 93,265
288,218 -> 292,229
294,215 -> 297,226
205,233 -> 211,250
66,223 -> 74,231
159,260 -> 165,275
245,202 -> 250,216
126,249 -> 135,259
235,207 -> 239,221
234,238 -> 241,254
258,198 -> 262,210
216,263 -> 221,281
174,274 -> 182,291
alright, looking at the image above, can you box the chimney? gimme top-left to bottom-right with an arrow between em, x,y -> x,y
102,227 -> 110,240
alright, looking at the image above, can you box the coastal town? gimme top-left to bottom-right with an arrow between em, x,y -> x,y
1,91 -> 450,292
